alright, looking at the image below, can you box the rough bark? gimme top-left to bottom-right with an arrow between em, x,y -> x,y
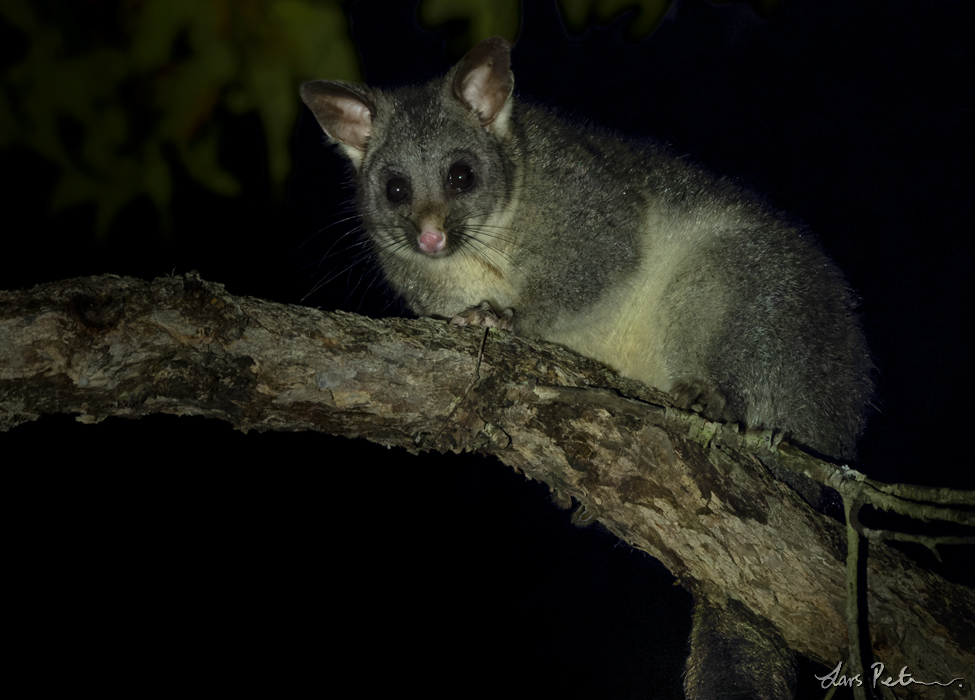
1,272 -> 972,698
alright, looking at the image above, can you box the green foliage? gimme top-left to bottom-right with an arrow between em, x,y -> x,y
419,0 -> 520,46
0,0 -> 359,235
558,0 -> 672,41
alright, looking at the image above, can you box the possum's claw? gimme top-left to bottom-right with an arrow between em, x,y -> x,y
450,300 -> 516,331
670,378 -> 734,423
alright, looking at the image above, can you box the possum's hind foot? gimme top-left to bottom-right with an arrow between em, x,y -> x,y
670,378 -> 735,423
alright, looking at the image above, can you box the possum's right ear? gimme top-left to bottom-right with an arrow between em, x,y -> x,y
300,81 -> 376,167
452,36 -> 515,137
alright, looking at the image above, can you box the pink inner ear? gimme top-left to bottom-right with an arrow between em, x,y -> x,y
332,97 -> 372,149
462,66 -> 502,123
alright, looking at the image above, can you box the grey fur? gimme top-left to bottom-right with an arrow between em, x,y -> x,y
301,37 -> 873,700
300,36 -> 872,460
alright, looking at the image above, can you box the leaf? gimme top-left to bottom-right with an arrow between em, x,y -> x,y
0,0 -> 361,235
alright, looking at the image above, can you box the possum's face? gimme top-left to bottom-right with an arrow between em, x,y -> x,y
300,37 -> 521,314
354,81 -> 516,266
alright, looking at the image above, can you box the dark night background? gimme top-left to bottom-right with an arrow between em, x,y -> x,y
3,0 -> 972,697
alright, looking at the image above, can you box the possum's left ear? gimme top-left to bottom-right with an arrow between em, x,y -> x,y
451,36 -> 514,136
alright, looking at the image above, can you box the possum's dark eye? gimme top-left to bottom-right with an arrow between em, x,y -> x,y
386,177 -> 411,204
447,163 -> 475,192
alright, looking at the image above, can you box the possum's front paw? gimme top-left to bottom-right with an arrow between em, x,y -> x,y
450,300 -> 516,331
670,379 -> 732,423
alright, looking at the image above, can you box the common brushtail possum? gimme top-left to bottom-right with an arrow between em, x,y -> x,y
300,36 -> 872,461
300,38 -> 872,698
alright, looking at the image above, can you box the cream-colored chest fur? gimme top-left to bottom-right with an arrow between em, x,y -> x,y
543,206 -> 731,391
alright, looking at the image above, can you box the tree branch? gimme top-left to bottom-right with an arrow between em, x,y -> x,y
2,272 -> 972,697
